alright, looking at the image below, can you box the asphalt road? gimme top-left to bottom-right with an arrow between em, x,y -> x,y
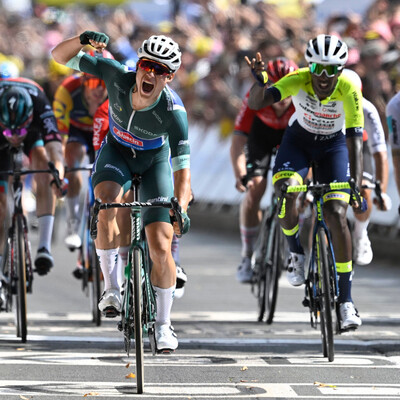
0,209 -> 399,399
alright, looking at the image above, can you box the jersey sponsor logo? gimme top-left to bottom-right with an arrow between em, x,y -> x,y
113,82 -> 126,94
113,126 -> 144,147
133,125 -> 157,137
104,163 -> 124,176
313,112 -> 341,119
147,196 -> 168,203
113,103 -> 122,112
43,117 -> 58,134
110,108 -> 123,123
152,110 -> 163,124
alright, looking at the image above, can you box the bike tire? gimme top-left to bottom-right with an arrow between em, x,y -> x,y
133,247 -> 144,394
253,210 -> 272,322
265,221 -> 282,324
15,215 -> 27,342
90,241 -> 102,326
316,227 -> 334,362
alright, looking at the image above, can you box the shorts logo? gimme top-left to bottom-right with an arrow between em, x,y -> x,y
113,126 -> 143,147
104,164 -> 124,176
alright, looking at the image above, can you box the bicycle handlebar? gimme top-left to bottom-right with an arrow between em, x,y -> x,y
90,197 -> 184,240
279,178 -> 366,212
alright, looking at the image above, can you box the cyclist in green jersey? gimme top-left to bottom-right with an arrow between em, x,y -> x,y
245,34 -> 364,330
52,31 -> 191,351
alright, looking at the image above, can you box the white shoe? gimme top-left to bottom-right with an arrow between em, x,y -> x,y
236,256 -> 253,283
155,323 -> 178,352
65,219 -> 81,250
287,252 -> 305,286
353,232 -> 373,266
98,288 -> 121,318
340,301 -> 362,330
175,264 -> 187,299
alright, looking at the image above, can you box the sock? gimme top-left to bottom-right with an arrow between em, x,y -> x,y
281,224 -> 304,254
171,234 -> 180,265
117,245 -> 130,287
240,225 -> 259,258
37,215 -> 54,252
337,260 -> 353,304
353,218 -> 369,239
154,285 -> 175,326
66,195 -> 80,222
96,248 -> 119,290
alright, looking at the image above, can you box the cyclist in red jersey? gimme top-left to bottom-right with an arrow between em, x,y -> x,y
230,57 -> 298,283
0,78 -> 65,276
53,49 -> 112,260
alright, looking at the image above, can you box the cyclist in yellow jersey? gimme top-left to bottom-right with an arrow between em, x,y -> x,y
245,34 -> 363,330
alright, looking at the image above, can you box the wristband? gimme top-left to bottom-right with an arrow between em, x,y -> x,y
252,70 -> 269,87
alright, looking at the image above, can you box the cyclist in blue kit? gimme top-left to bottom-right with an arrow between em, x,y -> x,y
245,34 -> 364,330
52,31 -> 191,352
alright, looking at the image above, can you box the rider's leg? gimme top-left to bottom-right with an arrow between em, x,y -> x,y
324,198 -> 353,304
94,180 -> 124,316
31,146 -> 56,274
352,186 -> 373,265
147,221 -> 178,350
116,189 -> 132,287
236,176 -> 266,283
64,141 -> 85,249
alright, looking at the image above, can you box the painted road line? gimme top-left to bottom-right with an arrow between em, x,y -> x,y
1,381 -> 400,398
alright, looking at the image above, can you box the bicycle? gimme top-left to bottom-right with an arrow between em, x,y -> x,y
279,165 -> 364,362
243,165 -> 287,325
90,174 -> 183,394
65,164 -> 103,326
0,145 -> 62,342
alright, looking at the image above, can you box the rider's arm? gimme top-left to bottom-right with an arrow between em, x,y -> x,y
173,168 -> 191,212
363,97 -> 389,193
346,135 -> 364,189
230,132 -> 248,192
386,97 -> 400,198
343,85 -> 364,188
52,36 -> 84,66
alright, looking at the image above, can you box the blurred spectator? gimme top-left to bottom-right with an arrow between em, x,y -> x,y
0,0 -> 399,141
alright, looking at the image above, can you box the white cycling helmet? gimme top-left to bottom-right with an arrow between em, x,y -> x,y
138,35 -> 181,72
305,34 -> 348,67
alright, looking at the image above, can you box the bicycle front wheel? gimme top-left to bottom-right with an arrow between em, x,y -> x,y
265,220 -> 283,324
133,247 -> 144,394
316,227 -> 334,362
14,215 -> 27,342
90,241 -> 102,326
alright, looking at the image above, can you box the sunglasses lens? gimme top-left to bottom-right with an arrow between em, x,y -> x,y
310,63 -> 338,77
138,59 -> 170,75
84,78 -> 106,89
3,128 -> 27,138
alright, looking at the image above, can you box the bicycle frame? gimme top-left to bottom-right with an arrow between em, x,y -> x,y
0,145 -> 60,342
90,176 -> 183,394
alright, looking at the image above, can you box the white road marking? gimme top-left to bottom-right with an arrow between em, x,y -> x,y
1,381 -> 400,398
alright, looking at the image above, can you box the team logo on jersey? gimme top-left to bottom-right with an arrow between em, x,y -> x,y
113,126 -> 143,147
113,103 -> 122,112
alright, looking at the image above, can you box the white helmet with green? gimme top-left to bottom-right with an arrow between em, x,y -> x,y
305,34 -> 348,67
138,35 -> 182,72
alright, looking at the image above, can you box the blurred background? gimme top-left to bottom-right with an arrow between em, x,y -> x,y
1,0 -> 399,233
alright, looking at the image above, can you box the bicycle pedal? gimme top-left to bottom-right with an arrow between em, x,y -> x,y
157,348 -> 175,354
117,321 -> 123,331
302,298 -> 310,308
102,307 -> 120,318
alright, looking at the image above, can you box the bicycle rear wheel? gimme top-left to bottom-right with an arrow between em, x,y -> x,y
14,215 -> 27,342
316,227 -> 334,362
265,220 -> 284,324
133,247 -> 144,394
